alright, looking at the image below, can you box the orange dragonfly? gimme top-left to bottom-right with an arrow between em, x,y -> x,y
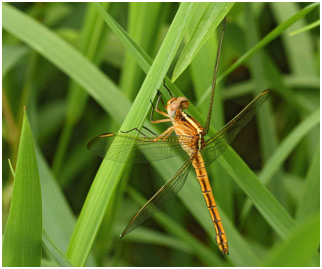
87,20 -> 271,255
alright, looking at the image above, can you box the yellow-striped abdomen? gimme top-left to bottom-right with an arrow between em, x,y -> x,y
192,151 -> 229,255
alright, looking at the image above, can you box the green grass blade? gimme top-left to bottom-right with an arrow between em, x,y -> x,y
261,212 -> 320,267
219,148 -> 294,239
94,3 -> 153,74
296,145 -> 320,221
2,45 -> 29,77
52,2 -> 110,177
35,148 -> 75,251
289,19 -> 320,36
119,2 -> 163,99
244,3 -> 278,161
118,225 -> 191,253
2,3 -> 131,124
66,3 -> 197,266
42,230 -> 73,267
3,109 -> 42,266
220,74 -> 319,103
94,2 -> 211,123
260,109 -> 320,186
260,52 -> 314,114
35,147 -> 96,266
271,2 -> 317,76
197,2 -> 319,107
8,158 -> 15,177
189,23 -> 217,102
172,2 -> 234,81
240,109 -> 320,221
127,187 -> 226,266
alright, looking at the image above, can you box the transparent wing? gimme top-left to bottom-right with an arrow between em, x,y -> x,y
87,133 -> 194,163
121,153 -> 195,237
202,90 -> 271,166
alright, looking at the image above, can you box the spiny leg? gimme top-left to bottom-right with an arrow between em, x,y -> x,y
163,79 -> 173,97
153,126 -> 174,142
155,91 -> 168,116
121,127 -> 155,138
142,126 -> 157,136
156,90 -> 165,107
150,92 -> 171,123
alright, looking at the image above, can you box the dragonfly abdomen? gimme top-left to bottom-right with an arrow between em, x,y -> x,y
192,152 -> 229,255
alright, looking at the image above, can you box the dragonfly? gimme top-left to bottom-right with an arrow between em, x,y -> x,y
87,19 -> 271,255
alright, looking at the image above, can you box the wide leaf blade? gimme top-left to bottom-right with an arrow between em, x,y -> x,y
3,110 -> 42,266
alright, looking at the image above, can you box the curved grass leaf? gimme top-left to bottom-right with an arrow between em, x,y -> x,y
42,230 -> 73,267
172,2 -> 234,81
94,2 -> 221,125
245,2 -> 278,162
127,187 -> 226,267
2,3 -> 131,125
94,3 -> 154,74
119,2 -> 163,99
289,19 -> 320,36
197,2 -> 320,107
260,109 -> 320,186
219,150 -> 294,237
240,104 -> 320,221
3,110 -> 42,266
52,2 -> 110,177
35,146 -> 97,266
296,146 -> 320,221
8,158 -> 15,177
271,2 -> 317,77
94,3 -> 189,101
261,212 -> 320,267
3,45 -> 29,77
117,225 -> 191,254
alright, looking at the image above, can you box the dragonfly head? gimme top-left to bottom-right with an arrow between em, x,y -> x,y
166,97 -> 189,118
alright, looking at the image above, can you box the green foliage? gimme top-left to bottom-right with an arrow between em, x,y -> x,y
2,2 -> 320,267
3,110 -> 42,266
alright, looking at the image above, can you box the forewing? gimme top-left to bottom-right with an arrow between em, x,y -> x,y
87,133 -> 193,163
202,90 -> 271,166
121,153 -> 195,237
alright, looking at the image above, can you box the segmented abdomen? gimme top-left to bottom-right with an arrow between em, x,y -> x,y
192,151 -> 229,255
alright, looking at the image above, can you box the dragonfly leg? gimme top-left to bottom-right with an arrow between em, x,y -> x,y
153,126 -> 174,142
155,90 -> 166,112
120,128 -> 149,137
156,90 -> 165,107
121,126 -> 158,139
150,95 -> 171,123
142,126 -> 157,136
163,79 -> 173,97
151,118 -> 172,124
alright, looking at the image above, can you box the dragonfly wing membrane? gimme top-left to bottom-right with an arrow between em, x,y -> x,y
202,90 -> 271,166
87,133 -> 191,163
121,153 -> 196,237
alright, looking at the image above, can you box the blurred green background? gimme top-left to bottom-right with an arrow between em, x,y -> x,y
2,2 -> 320,267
